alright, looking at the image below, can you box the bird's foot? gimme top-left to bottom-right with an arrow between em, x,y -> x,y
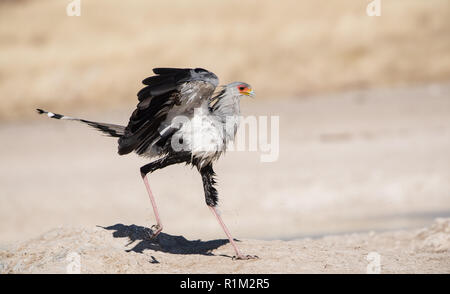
232,254 -> 259,261
147,224 -> 163,240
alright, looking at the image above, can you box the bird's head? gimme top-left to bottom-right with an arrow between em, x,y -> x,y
226,82 -> 255,98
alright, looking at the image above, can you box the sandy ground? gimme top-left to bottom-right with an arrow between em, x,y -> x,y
0,83 -> 449,273
1,218 -> 449,274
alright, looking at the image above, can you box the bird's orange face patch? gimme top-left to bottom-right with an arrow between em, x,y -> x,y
237,84 -> 248,91
237,84 -> 253,96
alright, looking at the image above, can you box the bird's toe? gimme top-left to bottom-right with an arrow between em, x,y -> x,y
232,254 -> 259,261
147,224 -> 163,240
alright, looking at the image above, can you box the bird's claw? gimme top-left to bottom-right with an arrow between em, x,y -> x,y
232,254 -> 259,260
147,224 -> 162,239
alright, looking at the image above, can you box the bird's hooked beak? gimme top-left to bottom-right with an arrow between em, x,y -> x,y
244,88 -> 255,97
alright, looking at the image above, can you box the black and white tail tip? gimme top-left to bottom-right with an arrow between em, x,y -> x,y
36,108 -> 66,120
36,108 -> 125,138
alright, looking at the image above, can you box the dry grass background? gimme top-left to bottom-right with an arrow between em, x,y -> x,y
0,0 -> 449,120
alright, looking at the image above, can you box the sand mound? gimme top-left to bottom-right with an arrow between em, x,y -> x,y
1,219 -> 449,274
415,218 -> 450,253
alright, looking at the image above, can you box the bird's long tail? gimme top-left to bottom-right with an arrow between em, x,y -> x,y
36,109 -> 125,138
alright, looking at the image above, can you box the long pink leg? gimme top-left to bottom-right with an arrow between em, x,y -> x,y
209,206 -> 258,260
142,175 -> 163,238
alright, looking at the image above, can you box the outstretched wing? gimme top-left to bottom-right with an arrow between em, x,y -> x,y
118,67 -> 219,156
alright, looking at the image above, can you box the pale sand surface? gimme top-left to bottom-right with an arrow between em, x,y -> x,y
1,219 -> 449,273
0,83 -> 449,273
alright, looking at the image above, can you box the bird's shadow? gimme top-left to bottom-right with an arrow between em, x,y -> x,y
99,224 -> 231,257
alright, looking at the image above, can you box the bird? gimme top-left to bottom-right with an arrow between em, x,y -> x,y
37,67 -> 257,260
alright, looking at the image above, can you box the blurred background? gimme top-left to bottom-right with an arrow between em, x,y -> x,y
0,0 -> 449,245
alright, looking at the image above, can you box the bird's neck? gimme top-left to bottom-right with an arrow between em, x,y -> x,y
210,93 -> 241,120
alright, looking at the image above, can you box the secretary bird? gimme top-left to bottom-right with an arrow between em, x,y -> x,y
37,67 -> 256,260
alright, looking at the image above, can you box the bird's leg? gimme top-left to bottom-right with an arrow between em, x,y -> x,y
140,152 -> 191,239
200,164 -> 258,260
141,174 -> 163,239
208,206 -> 257,260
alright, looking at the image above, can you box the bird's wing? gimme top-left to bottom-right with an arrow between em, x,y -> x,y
118,68 -> 219,155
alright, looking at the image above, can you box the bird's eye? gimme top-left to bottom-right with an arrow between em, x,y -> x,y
238,86 -> 246,91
